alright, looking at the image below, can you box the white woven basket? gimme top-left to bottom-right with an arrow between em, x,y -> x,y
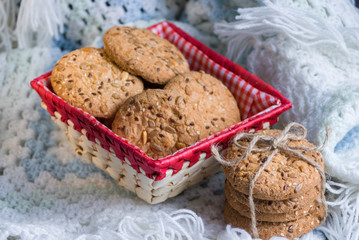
43,102 -> 236,204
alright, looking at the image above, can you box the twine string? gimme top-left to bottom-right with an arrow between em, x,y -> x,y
211,122 -> 329,238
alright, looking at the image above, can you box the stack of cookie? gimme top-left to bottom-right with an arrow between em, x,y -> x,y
222,129 -> 325,240
51,26 -> 241,159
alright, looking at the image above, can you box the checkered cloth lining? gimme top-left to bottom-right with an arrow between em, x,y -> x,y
149,21 -> 280,120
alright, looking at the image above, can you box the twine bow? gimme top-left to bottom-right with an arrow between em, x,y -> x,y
211,122 -> 329,238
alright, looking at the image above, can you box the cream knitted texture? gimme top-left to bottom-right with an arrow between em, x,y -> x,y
0,0 -> 353,239
0,37 -> 322,240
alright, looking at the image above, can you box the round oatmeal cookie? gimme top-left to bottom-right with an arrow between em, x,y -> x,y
223,129 -> 324,200
51,47 -> 144,119
224,200 -> 324,240
164,71 -> 241,136
226,188 -> 321,222
111,89 -> 205,159
103,26 -> 190,85
225,180 -> 321,214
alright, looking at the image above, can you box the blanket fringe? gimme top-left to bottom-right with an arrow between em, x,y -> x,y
14,0 -> 63,48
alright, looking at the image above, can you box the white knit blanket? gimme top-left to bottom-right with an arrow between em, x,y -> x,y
1,0 -> 358,239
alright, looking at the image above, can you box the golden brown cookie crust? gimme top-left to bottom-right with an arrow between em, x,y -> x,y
226,188 -> 321,222
224,200 -> 324,240
51,47 -> 144,119
164,71 -> 241,137
111,89 -> 202,158
225,180 -> 321,214
223,129 -> 324,200
112,71 -> 241,159
103,26 -> 190,85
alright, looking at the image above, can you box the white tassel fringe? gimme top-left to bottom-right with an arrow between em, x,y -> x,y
15,0 -> 64,48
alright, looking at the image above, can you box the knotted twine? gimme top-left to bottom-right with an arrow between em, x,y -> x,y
211,122 -> 329,238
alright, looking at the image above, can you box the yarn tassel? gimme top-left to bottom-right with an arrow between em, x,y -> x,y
116,209 -> 207,240
318,180 -> 359,239
14,0 -> 64,48
0,0 -> 19,52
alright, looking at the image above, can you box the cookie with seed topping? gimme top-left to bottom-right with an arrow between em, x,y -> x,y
51,47 -> 144,119
226,184 -> 321,222
225,180 -> 321,214
111,89 -> 204,159
164,71 -> 241,136
103,26 -> 190,85
224,200 -> 324,240
227,198 -> 320,222
223,129 -> 324,200
112,71 -> 241,158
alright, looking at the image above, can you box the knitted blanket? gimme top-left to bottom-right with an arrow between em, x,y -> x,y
215,0 -> 359,238
0,0 -> 358,239
215,0 -> 359,184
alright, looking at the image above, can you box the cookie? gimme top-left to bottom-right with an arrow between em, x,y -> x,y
226,189 -> 321,222
103,26 -> 190,85
111,89 -> 203,158
224,201 -> 324,240
51,47 -> 144,119
223,129 -> 324,200
225,180 -> 321,214
164,71 -> 241,137
112,71 -> 241,158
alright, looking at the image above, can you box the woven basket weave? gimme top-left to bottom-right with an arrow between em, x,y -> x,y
31,21 -> 292,204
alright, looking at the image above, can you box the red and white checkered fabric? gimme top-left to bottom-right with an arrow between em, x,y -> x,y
149,21 -> 279,120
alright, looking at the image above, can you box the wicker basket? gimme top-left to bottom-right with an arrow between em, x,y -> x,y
31,21 -> 292,204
